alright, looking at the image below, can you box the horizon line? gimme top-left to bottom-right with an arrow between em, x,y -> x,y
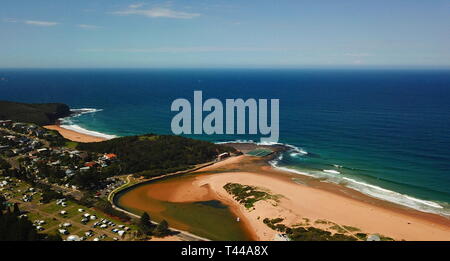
1,65 -> 450,70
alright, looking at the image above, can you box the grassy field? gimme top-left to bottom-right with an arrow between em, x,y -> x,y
2,176 -> 138,241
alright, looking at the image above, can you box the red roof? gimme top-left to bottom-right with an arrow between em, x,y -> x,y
105,153 -> 117,159
84,162 -> 97,167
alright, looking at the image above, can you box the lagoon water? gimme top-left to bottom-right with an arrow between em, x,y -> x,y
114,175 -> 253,241
1,68 -> 450,216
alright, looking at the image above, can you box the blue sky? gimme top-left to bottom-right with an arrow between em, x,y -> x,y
1,0 -> 450,68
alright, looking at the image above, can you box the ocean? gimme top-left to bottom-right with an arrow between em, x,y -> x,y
1,68 -> 450,216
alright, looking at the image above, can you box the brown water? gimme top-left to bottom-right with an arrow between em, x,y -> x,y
114,174 -> 253,241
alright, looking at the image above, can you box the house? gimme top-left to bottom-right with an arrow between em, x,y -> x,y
103,153 -> 117,160
84,162 -> 97,168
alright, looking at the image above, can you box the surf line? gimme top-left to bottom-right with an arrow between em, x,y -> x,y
170,91 -> 280,143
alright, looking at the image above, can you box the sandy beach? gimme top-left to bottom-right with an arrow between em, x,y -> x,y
44,125 -> 107,143
54,124 -> 450,241
149,155 -> 450,241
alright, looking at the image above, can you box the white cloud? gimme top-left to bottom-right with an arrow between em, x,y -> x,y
78,24 -> 102,29
113,7 -> 200,19
129,3 -> 145,9
25,20 -> 59,26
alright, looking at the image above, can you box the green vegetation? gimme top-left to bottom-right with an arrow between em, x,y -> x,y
342,225 -> 361,232
0,195 -> 61,241
78,134 -> 236,178
0,158 -> 11,170
40,190 -> 63,204
138,212 -> 153,235
329,224 -> 347,233
0,101 -> 71,125
137,212 -> 171,238
314,219 -> 330,225
93,199 -> 131,222
263,218 -> 287,231
65,141 -> 79,149
154,220 -> 170,236
379,234 -> 395,241
223,183 -> 279,209
356,233 -> 368,240
289,227 -> 357,241
263,218 -> 356,241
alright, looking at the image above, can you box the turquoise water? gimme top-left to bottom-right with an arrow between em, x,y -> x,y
1,68 -> 450,216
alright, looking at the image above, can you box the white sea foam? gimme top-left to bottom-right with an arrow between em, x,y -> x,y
215,139 -> 256,145
58,108 -> 117,140
71,108 -> 104,114
59,124 -> 117,140
215,140 -> 308,155
269,155 -> 316,178
270,155 -> 449,216
68,108 -> 104,118
213,139 -> 450,216
323,169 -> 341,174
284,144 -> 308,155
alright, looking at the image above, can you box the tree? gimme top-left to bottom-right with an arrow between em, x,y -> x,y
41,190 -> 62,204
12,203 -> 20,216
140,212 -> 151,226
0,195 -> 5,212
154,220 -> 170,237
138,212 -> 153,235
43,233 -> 63,241
0,158 -> 11,170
